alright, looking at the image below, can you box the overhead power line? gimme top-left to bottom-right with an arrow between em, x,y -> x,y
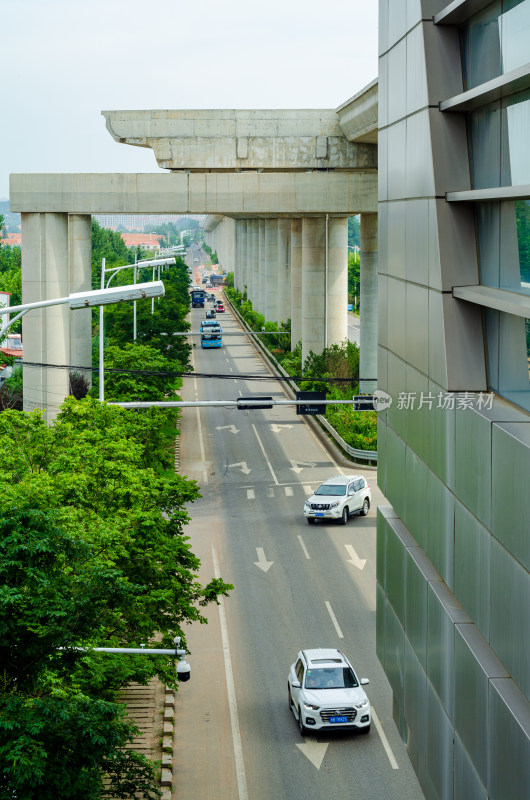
21,361 -> 360,385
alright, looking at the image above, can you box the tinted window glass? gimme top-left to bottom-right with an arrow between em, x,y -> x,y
315,485 -> 346,496
304,667 -> 359,690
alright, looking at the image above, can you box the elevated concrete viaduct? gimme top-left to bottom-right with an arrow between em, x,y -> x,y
11,89 -> 379,416
103,105 -> 379,370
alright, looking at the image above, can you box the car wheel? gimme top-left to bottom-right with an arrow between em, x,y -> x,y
340,506 -> 349,525
360,498 -> 370,516
288,687 -> 293,711
307,517 -> 315,525
298,708 -> 306,736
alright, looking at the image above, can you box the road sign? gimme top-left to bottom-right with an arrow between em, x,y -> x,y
296,391 -> 326,415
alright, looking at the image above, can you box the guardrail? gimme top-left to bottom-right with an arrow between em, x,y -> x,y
224,292 -> 377,465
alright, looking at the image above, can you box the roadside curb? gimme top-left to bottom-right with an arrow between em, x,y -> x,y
223,291 -> 377,475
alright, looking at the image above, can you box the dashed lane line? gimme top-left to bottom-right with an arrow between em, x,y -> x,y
251,423 -> 279,485
325,601 -> 344,639
297,535 -> 311,560
212,546 -> 249,800
372,707 -> 399,770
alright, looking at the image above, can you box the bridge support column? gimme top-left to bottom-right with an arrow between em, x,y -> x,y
290,219 -> 302,351
302,218 -> 326,365
277,219 -> 291,326
359,212 -> 378,394
264,219 -> 279,323
21,212 -> 92,421
248,219 -> 259,306
258,220 -> 266,315
301,217 -> 348,366
235,220 -> 246,292
327,217 -> 348,347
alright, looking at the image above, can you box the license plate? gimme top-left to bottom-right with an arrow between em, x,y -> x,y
315,512 -> 325,517
330,716 -> 348,724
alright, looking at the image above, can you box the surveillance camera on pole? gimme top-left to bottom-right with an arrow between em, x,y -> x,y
174,636 -> 191,682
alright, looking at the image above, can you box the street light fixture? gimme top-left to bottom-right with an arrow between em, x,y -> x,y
0,281 -> 165,340
97,257 -> 175,402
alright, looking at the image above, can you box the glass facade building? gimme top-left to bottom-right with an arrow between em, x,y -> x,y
377,1 -> 530,797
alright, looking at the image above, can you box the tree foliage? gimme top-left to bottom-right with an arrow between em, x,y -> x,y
0,398 -> 232,798
0,213 -> 22,319
99,260 -> 192,369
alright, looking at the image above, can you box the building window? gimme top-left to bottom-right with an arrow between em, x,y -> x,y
462,0 -> 530,90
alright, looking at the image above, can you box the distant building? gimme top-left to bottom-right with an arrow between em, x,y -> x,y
0,233 -> 21,246
120,232 -> 165,251
0,333 -> 23,359
93,214 -> 205,231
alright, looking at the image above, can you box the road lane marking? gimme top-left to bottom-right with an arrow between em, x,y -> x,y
216,425 -> 240,434
254,547 -> 273,572
303,485 -> 313,495
297,535 -> 310,560
296,738 -> 328,769
267,488 -> 274,498
372,707 -> 399,770
252,423 -> 279,485
229,461 -> 251,475
325,601 -> 344,638
246,489 -> 255,500
345,544 -> 366,570
284,486 -> 293,497
212,546 -> 249,799
290,459 -> 316,473
196,407 -> 208,485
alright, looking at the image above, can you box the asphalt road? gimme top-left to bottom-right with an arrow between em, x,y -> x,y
347,314 -> 360,346
172,296 -> 424,800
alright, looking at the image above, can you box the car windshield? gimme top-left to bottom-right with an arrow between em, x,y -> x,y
315,485 -> 346,496
304,667 -> 358,690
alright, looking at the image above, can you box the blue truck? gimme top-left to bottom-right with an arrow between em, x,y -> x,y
190,289 -> 206,308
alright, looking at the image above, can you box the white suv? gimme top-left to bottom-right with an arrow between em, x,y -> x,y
288,648 -> 371,735
303,474 -> 371,525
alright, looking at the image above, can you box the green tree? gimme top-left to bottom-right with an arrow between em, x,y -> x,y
100,260 -> 192,368
0,213 -> 22,314
347,250 -> 360,307
91,218 -> 136,290
0,508 -> 162,800
348,215 -> 360,249
0,399 -> 233,797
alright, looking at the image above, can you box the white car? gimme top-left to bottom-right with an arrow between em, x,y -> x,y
304,474 -> 371,525
288,648 -> 370,735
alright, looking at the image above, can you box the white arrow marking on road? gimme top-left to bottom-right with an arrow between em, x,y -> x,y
216,425 -> 240,434
254,547 -> 273,572
270,424 -> 293,433
289,459 -> 316,473
345,544 -> 366,570
296,738 -> 329,769
229,461 -> 251,475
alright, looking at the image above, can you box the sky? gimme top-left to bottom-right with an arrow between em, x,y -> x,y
1,0 -> 378,199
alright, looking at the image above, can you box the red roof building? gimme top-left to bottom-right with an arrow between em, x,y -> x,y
120,233 -> 165,250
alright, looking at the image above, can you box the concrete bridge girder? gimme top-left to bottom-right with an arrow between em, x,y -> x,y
10,172 -> 377,216
102,109 -> 377,172
12,96 -> 379,416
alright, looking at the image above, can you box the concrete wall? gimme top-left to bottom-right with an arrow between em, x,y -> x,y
376,2 -> 530,799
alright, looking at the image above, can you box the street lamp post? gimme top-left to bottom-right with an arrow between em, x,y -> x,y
0,282 -> 165,406
98,257 -> 175,401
